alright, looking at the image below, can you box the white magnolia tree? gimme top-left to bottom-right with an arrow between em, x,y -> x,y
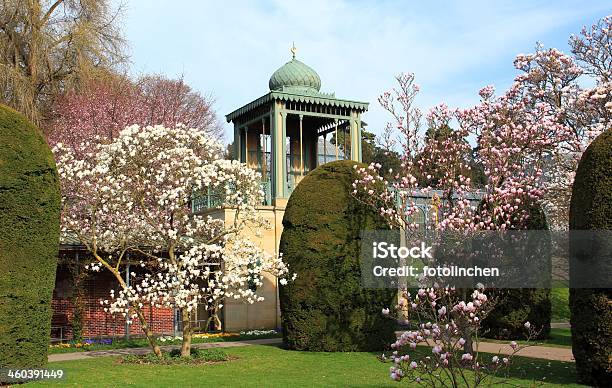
55,124 -> 291,357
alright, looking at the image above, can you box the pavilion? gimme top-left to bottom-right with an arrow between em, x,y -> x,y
214,47 -> 370,330
225,45 -> 369,205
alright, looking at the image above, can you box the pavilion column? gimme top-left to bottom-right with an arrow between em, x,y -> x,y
350,111 -> 361,162
262,118 -> 267,181
239,127 -> 247,163
233,123 -> 240,161
299,114 -> 304,176
323,133 -> 327,164
357,112 -> 363,161
245,127 -> 249,166
272,101 -> 287,200
334,120 -> 339,160
344,121 -> 349,160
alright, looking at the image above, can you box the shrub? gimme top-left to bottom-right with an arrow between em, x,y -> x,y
279,160 -> 397,352
0,105 -> 60,370
481,202 -> 551,340
569,129 -> 612,386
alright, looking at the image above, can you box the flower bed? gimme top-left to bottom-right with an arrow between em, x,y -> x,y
48,330 -> 281,354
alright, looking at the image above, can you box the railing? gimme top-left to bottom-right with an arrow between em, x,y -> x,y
388,187 -> 484,231
261,180 -> 272,206
191,187 -> 225,213
191,181 -> 273,213
247,151 -> 271,174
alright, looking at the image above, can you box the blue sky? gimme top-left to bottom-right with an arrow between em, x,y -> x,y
120,0 -> 611,142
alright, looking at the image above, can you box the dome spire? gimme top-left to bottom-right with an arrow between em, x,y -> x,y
291,42 -> 297,59
268,50 -> 321,92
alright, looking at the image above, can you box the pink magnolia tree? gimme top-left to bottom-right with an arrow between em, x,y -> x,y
353,74 -> 558,383
355,74 -> 551,236
47,75 -> 222,155
511,15 -> 612,229
354,15 -> 611,387
383,287 -> 539,386
356,14 -> 612,257
54,124 -> 291,358
354,72 -> 557,385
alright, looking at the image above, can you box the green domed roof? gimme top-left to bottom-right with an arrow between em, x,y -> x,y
269,59 -> 321,92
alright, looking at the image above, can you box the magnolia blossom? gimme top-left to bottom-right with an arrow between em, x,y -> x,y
382,287 -> 538,386
512,17 -> 612,230
55,124 -> 292,357
354,73 -> 550,241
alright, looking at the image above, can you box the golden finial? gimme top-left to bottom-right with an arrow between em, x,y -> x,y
290,42 -> 297,59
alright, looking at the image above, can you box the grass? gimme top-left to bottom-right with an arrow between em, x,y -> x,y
551,288 -> 570,323
121,348 -> 230,365
538,328 -> 572,348
48,332 -> 281,354
28,344 -> 583,387
483,327 -> 572,348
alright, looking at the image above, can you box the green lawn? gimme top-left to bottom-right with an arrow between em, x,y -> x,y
28,344 -> 582,387
537,327 -> 572,348
551,288 -> 570,323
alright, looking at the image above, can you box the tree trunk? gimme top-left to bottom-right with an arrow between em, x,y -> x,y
135,309 -> 162,358
460,288 -> 474,354
180,308 -> 193,357
106,263 -> 162,358
463,327 -> 474,354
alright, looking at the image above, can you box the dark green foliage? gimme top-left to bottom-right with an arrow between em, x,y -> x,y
360,130 -> 401,179
0,105 -> 60,370
481,203 -> 551,340
569,129 -> 612,386
332,129 -> 401,179
279,160 -> 397,351
482,288 -> 551,340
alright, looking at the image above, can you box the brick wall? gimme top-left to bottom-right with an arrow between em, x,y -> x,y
52,266 -> 174,340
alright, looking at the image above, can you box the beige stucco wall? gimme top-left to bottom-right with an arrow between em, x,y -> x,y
210,204 -> 286,332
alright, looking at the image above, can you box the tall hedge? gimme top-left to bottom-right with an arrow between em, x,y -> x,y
279,160 -> 397,351
481,202 -> 551,340
0,105 -> 60,369
569,129 -> 612,386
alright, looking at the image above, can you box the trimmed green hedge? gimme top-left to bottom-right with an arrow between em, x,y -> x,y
279,160 -> 397,351
0,105 -> 60,369
481,202 -> 551,340
569,129 -> 612,386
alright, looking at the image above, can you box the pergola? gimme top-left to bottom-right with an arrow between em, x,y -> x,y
226,47 -> 369,204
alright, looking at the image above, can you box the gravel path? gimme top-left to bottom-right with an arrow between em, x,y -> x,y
49,336 -> 574,363
472,342 -> 573,362
394,331 -> 574,363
